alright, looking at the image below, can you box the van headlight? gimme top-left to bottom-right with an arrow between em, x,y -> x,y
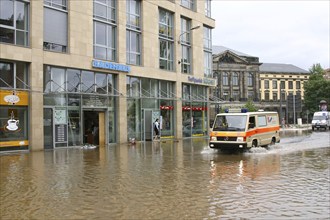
210,136 -> 217,141
237,137 -> 244,142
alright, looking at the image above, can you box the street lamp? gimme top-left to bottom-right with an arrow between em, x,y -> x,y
177,25 -> 200,44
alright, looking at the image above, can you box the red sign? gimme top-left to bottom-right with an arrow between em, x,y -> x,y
160,105 -> 174,110
182,106 -> 207,111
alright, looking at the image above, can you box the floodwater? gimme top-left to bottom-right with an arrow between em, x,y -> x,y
1,131 -> 329,219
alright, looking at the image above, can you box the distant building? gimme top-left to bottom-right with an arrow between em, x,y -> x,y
259,63 -> 310,123
211,46 -> 310,124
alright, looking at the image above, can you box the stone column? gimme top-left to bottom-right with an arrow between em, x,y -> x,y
29,1 -> 44,151
175,84 -> 183,139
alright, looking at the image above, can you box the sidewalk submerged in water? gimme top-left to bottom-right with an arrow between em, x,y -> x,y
280,124 -> 312,131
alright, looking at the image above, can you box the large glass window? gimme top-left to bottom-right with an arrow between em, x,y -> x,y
0,61 -> 29,89
126,0 -> 141,65
203,26 -> 212,77
126,0 -> 140,30
280,81 -> 285,89
264,80 -> 269,89
296,81 -> 301,89
181,0 -> 194,10
248,73 -> 254,87
94,0 -> 116,61
67,69 -> 81,92
94,21 -> 116,61
289,81 -> 293,89
180,17 -> 191,74
222,72 -> 229,86
0,0 -> 29,46
159,8 -> 174,71
272,80 -> 277,89
232,72 -> 238,86
205,0 -> 211,17
44,0 -> 67,52
0,107 -> 28,142
126,30 -> 141,65
94,0 -> 116,23
182,84 -> 208,137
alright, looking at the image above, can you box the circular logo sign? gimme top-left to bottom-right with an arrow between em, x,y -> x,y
4,95 -> 20,104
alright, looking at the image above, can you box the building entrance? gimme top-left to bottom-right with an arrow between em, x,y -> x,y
83,111 -> 106,146
142,109 -> 160,141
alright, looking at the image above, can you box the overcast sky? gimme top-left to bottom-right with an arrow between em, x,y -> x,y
211,0 -> 330,71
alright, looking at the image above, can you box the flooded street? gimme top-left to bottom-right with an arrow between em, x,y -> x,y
1,131 -> 329,219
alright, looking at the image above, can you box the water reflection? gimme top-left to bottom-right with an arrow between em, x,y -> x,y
0,132 -> 329,219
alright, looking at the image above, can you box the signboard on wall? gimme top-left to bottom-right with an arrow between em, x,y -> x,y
55,124 -> 67,143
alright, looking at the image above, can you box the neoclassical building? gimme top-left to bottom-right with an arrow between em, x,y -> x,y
0,0 -> 215,151
211,46 -> 310,124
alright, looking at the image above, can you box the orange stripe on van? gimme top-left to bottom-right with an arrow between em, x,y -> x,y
245,126 -> 280,137
211,126 -> 279,138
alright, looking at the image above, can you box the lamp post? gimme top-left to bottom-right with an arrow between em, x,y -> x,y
280,89 -> 286,127
177,25 -> 200,44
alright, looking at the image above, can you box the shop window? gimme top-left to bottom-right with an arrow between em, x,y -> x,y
0,61 -> 29,89
0,107 -> 28,148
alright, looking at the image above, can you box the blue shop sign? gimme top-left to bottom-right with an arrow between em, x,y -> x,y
188,76 -> 216,86
92,60 -> 131,73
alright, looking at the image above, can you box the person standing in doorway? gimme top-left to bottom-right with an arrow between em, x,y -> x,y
154,118 -> 160,140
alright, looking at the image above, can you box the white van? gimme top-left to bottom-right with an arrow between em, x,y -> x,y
209,111 -> 280,150
312,111 -> 330,130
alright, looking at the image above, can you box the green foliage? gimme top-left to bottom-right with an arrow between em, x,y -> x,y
304,64 -> 330,112
244,100 -> 258,112
309,63 -> 324,75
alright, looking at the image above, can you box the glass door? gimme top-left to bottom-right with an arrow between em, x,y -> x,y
43,108 -> 53,149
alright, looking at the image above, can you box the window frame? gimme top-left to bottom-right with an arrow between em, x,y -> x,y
0,0 -> 30,46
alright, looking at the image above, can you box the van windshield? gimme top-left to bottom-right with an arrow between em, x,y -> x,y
213,115 -> 247,131
313,116 -> 326,120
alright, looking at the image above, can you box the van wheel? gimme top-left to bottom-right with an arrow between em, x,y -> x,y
252,140 -> 258,148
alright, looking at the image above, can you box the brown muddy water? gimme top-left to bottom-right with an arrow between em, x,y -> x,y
0,131 -> 329,219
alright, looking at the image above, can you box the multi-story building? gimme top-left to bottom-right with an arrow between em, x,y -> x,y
211,46 -> 310,124
0,0 -> 215,151
259,63 -> 310,123
210,46 -> 261,119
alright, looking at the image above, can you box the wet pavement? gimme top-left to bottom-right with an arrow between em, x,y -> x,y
0,131 -> 329,219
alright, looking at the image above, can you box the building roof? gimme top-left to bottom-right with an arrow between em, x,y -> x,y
212,45 -> 254,57
260,63 -> 309,73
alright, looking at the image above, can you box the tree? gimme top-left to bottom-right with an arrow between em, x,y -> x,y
304,63 -> 330,112
244,100 -> 257,112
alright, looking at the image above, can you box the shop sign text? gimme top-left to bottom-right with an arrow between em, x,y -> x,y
92,60 -> 131,73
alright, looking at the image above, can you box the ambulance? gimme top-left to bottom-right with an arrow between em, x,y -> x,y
209,110 -> 280,150
312,111 -> 330,130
